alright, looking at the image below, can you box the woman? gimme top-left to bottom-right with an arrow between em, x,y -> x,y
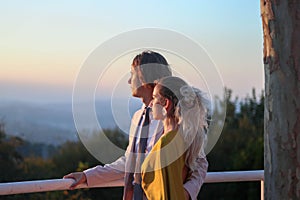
141,76 -> 210,200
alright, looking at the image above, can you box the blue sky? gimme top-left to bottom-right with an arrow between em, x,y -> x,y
0,1 -> 263,103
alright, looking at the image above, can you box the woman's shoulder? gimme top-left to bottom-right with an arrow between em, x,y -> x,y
161,130 -> 177,140
149,131 -> 175,152
159,130 -> 180,147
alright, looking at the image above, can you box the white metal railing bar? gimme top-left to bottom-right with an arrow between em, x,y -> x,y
0,178 -> 123,196
0,170 -> 264,196
261,180 -> 264,200
204,170 -> 264,183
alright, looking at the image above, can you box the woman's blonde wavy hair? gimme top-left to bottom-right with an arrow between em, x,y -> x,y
156,76 -> 210,170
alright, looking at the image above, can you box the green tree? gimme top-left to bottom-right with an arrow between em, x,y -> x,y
200,88 -> 264,200
0,123 -> 23,182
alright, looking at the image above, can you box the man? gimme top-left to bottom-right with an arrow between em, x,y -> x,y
64,51 -> 208,200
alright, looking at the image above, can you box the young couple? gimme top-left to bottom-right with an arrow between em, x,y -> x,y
64,51 -> 209,200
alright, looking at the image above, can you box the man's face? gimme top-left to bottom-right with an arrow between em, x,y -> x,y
128,65 -> 143,97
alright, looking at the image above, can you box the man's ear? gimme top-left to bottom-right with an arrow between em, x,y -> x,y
143,83 -> 153,89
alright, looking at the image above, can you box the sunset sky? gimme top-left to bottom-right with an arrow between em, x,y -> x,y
0,1 -> 263,103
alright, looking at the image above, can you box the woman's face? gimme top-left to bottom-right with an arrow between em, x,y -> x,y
152,86 -> 166,120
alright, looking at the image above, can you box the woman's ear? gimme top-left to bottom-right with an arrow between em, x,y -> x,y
164,98 -> 172,111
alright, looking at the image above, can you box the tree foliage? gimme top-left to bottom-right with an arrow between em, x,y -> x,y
200,88 -> 264,200
0,122 -> 23,182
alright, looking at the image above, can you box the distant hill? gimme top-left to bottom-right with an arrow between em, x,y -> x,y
0,98 -> 141,145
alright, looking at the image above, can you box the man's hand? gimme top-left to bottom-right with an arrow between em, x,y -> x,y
184,188 -> 191,200
63,172 -> 87,190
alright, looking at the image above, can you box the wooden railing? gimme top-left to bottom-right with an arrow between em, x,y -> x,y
0,170 -> 264,199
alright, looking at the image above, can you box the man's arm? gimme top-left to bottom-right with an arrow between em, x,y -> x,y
183,157 -> 208,200
83,155 -> 126,187
64,155 -> 126,189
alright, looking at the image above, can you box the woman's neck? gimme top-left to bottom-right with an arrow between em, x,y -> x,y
163,117 -> 177,134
